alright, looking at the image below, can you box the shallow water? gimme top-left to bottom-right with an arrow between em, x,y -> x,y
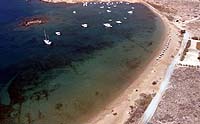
0,1 -> 165,124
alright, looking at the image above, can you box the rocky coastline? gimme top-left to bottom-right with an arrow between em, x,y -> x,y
19,16 -> 48,27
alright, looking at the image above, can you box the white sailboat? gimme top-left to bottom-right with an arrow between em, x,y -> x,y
43,30 -> 52,45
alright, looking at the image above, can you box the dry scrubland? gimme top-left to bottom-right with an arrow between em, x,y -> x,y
144,0 -> 200,36
150,67 -> 200,124
145,1 -> 200,124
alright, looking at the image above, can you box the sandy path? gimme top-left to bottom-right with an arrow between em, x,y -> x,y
140,31 -> 190,124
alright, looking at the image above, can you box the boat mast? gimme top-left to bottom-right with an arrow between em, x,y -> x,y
44,29 -> 47,40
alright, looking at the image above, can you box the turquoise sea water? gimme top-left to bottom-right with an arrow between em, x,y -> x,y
0,1 -> 165,124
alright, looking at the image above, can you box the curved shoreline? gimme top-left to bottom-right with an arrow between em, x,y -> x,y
8,1 -> 180,124
41,0 -> 142,4
83,1 -> 180,124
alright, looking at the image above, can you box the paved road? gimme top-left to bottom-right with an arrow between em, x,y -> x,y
140,31 -> 190,124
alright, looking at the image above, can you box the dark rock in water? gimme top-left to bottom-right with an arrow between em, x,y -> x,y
74,45 -> 96,55
95,91 -> 99,96
147,42 -> 153,46
30,90 -> 49,101
8,81 -> 25,105
4,54 -> 74,105
55,103 -> 63,110
126,59 -> 141,69
19,16 -> 48,27
0,104 -> 14,123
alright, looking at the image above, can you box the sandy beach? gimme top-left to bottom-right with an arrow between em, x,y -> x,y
37,0 -> 182,124
85,2 -> 181,124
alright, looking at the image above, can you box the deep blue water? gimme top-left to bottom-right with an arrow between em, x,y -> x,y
0,0 -> 165,124
0,0 -> 159,87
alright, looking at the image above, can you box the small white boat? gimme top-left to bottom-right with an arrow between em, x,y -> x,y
131,7 -> 135,9
106,10 -> 111,13
83,2 -> 88,6
126,2 -> 130,5
103,23 -> 112,28
55,31 -> 61,36
100,6 -> 104,9
116,21 -> 122,24
73,11 -> 76,14
43,30 -> 52,45
108,19 -> 112,22
128,11 -> 133,14
113,5 -> 117,8
81,24 -> 88,28
108,6 -> 111,9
